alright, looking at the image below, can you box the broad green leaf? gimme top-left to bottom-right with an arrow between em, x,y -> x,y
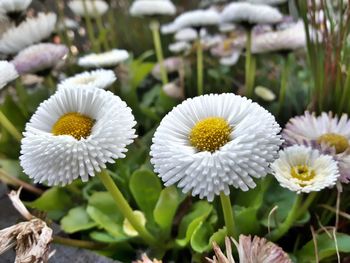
88,191 -> 123,222
191,224 -> 227,253
26,187 -> 71,220
129,60 -> 154,90
153,186 -> 180,234
60,206 -> 97,233
235,206 -> 261,234
296,233 -> 350,262
90,231 -> 127,243
129,169 -> 162,220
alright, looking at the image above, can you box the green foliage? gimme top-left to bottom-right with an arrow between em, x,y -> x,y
60,206 -> 97,233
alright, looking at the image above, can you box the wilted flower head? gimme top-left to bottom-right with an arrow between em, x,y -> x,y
0,60 -> 18,89
0,0 -> 32,15
130,0 -> 176,17
169,41 -> 191,54
133,254 -> 162,263
78,49 -> 129,68
174,9 -> 220,30
175,28 -> 198,42
11,43 -> 68,74
151,93 -> 282,201
283,112 -> 350,183
271,145 -> 339,193
68,0 -> 109,18
0,12 -> 57,54
152,56 -> 183,80
220,2 -> 283,25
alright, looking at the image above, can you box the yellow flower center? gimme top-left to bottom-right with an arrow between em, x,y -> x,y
189,117 -> 232,153
52,112 -> 94,140
317,133 -> 349,154
291,165 -> 316,182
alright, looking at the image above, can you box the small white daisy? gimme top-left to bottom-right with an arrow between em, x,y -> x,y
0,61 -> 18,89
129,0 -> 176,17
220,2 -> 283,25
219,23 -> 237,33
68,0 -> 109,18
0,0 -> 32,15
78,49 -> 129,68
58,69 -> 116,90
254,86 -> 276,101
219,51 -> 241,66
161,22 -> 178,35
11,43 -> 68,74
271,145 -> 339,193
169,41 -> 191,54
150,93 -> 282,201
174,28 -> 198,42
174,9 -> 220,30
0,12 -> 57,55
20,87 -> 136,186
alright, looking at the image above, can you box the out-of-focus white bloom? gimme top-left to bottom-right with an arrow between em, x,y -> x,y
68,0 -> 109,17
20,87 -> 136,186
123,211 -> 146,237
58,69 -> 116,90
0,61 -> 18,89
201,34 -> 224,49
152,56 -> 183,80
150,93 -> 282,201
11,43 -> 68,74
0,0 -> 32,15
175,28 -> 198,42
174,9 -> 220,30
130,0 -> 176,17
219,50 -> 241,66
219,23 -> 236,33
221,2 -> 283,25
163,80 -> 184,100
161,22 -> 178,35
0,16 -> 13,39
245,0 -> 287,5
254,86 -> 276,101
0,13 -> 57,55
56,18 -> 79,31
271,145 -> 339,193
78,49 -> 129,68
169,41 -> 191,54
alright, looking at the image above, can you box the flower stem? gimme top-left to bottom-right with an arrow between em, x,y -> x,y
83,0 -> 100,53
220,192 -> 236,238
53,236 -> 107,250
150,20 -> 168,86
278,54 -> 291,116
97,169 -> 157,246
245,29 -> 256,98
0,110 -> 22,142
197,37 -> 204,95
268,194 -> 302,242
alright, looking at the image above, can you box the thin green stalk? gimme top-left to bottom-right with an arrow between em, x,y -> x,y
83,0 -> 100,52
268,194 -> 302,242
297,192 -> 318,219
92,1 -> 110,51
220,192 -> 237,238
196,37 -> 204,95
97,169 -> 157,246
0,110 -> 22,142
245,29 -> 256,98
107,8 -> 118,48
150,20 -> 168,86
339,67 -> 350,113
278,54 -> 291,116
53,236 -> 107,250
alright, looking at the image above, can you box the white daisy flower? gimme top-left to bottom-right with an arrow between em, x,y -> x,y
0,15 -> 13,38
254,86 -> 276,101
201,34 -> 223,49
0,13 -> 57,55
219,23 -> 236,33
271,145 -> 339,193
245,0 -> 287,5
56,18 -> 79,32
150,93 -> 282,201
0,0 -> 32,15
161,22 -> 178,35
0,61 -> 18,89
220,2 -> 283,25
20,87 -> 136,186
78,49 -> 129,68
175,28 -> 198,42
169,41 -> 191,54
129,0 -> 176,17
11,43 -> 68,74
58,69 -> 116,90
174,9 -> 220,30
152,56 -> 183,80
68,0 -> 109,18
219,51 -> 241,66
283,112 -> 350,183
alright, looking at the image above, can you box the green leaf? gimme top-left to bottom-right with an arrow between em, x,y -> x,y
129,169 -> 162,220
60,206 -> 97,234
88,191 -> 123,222
176,201 -> 213,247
153,186 -> 180,234
191,224 -> 227,253
90,231 -> 126,243
26,187 -> 71,220
296,233 -> 350,263
235,206 -> 261,234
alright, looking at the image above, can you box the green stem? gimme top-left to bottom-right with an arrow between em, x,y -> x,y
53,236 -> 107,250
268,194 -> 302,242
92,2 -> 110,51
0,110 -> 22,142
297,192 -> 318,219
278,54 -> 291,116
97,169 -> 157,246
83,0 -> 100,52
245,29 -> 256,98
220,192 -> 236,238
197,37 -> 204,95
150,20 -> 168,86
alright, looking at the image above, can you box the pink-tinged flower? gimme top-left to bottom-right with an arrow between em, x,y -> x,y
283,112 -> 350,183
207,236 -> 292,263
151,57 -> 183,80
11,43 -> 68,74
